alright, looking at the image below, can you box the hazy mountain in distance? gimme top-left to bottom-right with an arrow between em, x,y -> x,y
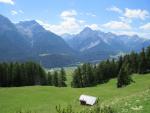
0,14 -> 150,67
16,20 -> 75,56
64,27 -> 146,52
0,14 -> 30,61
63,27 -> 148,61
0,14 -> 78,67
61,33 -> 75,41
16,20 -> 79,67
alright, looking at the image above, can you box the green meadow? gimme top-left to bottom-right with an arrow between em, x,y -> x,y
0,72 -> 150,113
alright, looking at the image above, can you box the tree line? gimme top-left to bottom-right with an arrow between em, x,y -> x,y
0,62 -> 66,87
71,46 -> 150,88
47,68 -> 67,87
1,46 -> 150,88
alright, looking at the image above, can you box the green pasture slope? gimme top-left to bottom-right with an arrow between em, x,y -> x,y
0,73 -> 150,113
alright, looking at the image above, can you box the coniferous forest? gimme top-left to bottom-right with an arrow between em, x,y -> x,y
71,46 -> 150,88
0,62 -> 66,87
1,46 -> 150,88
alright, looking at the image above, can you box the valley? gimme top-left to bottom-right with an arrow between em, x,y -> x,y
0,14 -> 150,68
0,1 -> 150,113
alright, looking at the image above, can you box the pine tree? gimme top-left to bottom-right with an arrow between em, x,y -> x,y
86,63 -> 94,86
117,56 -> 123,73
93,65 -> 98,84
60,68 -> 66,81
58,71 -> 67,87
20,63 -> 28,86
52,71 -> 58,87
110,59 -> 118,78
117,63 -> 132,88
39,65 -> 47,85
130,51 -> 138,73
81,64 -> 87,87
0,63 -> 6,87
138,48 -> 147,74
71,67 -> 82,87
96,63 -> 104,83
0,62 -> 48,87
47,72 -> 52,85
146,46 -> 150,70
0,64 -> 2,86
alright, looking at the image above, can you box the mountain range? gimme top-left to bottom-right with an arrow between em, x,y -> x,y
0,15 -> 77,67
0,14 -> 150,67
62,27 -> 150,61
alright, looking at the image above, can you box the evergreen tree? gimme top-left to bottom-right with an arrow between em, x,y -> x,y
110,59 -> 118,78
117,63 -> 132,88
52,71 -> 59,86
47,72 -> 52,85
117,56 -> 123,73
71,46 -> 150,88
71,67 -> 82,88
0,62 -> 48,87
60,68 -> 66,81
58,71 -> 67,87
0,63 -> 7,87
146,46 -> 150,70
138,48 -> 147,74
81,64 -> 87,87
129,52 -> 138,73
95,63 -> 104,83
86,63 -> 94,86
39,65 -> 47,85
93,65 -> 98,84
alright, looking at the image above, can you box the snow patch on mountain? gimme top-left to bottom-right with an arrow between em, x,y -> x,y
80,40 -> 100,51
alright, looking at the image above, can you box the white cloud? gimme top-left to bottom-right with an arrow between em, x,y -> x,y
86,13 -> 96,17
36,20 -> 51,30
85,24 -> 100,30
113,31 -> 149,39
78,20 -> 85,24
107,6 -> 122,13
36,10 -> 84,34
107,6 -> 149,22
114,31 -> 138,36
119,16 -> 132,23
11,10 -> 24,15
18,10 -> 24,14
60,10 -> 77,19
124,8 -> 149,20
140,23 -> 150,30
37,19 -> 81,35
140,32 -> 150,39
11,10 -> 18,15
102,21 -> 131,30
0,0 -> 14,5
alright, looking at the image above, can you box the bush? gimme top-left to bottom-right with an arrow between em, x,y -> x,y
55,104 -> 117,113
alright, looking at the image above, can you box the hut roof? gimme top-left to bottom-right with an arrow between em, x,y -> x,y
79,95 -> 97,105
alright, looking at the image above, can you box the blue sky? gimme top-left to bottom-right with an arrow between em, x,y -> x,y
0,0 -> 150,38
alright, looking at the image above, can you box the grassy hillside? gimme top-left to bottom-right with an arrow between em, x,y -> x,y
0,74 -> 150,113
